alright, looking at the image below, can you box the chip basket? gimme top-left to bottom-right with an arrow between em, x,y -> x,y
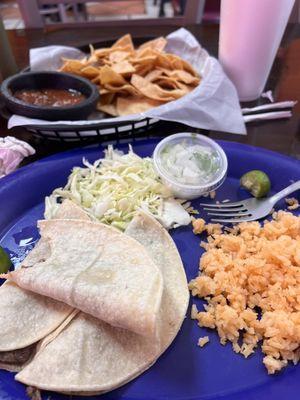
0,35 -> 168,143
0,85 -> 161,143
21,117 -> 159,143
0,96 -> 203,144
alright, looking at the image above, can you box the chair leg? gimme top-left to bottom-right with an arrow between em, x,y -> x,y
58,3 -> 68,23
179,0 -> 185,15
78,3 -> 88,21
73,4 -> 80,21
159,0 -> 168,17
171,0 -> 181,15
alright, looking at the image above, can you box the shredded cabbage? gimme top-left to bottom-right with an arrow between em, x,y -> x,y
44,145 -> 190,230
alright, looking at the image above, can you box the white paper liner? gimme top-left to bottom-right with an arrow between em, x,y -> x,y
8,28 -> 246,135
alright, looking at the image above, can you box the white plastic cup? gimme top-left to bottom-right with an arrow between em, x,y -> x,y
219,0 -> 295,101
153,133 -> 228,200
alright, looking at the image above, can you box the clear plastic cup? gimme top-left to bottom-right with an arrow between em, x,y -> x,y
153,133 -> 228,200
219,0 -> 295,101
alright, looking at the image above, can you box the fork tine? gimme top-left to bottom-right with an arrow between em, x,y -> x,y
203,206 -> 246,212
211,217 -> 254,223
207,211 -> 251,217
199,201 -> 245,208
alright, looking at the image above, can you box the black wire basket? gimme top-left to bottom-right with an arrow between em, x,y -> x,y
23,117 -> 159,143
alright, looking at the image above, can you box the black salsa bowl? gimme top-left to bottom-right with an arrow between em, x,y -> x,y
0,71 -> 99,121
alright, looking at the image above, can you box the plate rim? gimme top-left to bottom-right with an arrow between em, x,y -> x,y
1,139 -> 299,190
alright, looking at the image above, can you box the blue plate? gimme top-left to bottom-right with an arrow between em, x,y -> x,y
0,138 -> 299,400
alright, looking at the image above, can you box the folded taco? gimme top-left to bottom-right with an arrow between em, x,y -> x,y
4,217 -> 163,338
16,211 -> 189,395
0,200 -> 89,372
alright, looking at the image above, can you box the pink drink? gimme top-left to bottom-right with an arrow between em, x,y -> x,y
219,0 -> 295,101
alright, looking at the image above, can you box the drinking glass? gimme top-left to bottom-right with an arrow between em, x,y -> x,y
219,0 -> 295,101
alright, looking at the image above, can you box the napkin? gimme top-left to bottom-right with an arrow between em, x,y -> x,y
0,137 -> 35,178
8,28 -> 246,135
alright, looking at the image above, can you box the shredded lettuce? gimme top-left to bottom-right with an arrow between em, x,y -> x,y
45,145 -> 190,230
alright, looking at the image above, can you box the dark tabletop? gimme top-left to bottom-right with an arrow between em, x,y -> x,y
1,23 -> 300,165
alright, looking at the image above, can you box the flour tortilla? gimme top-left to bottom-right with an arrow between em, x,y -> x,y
16,211 -> 189,394
0,280 -> 71,354
53,199 -> 90,220
0,200 -> 89,372
4,218 -> 163,338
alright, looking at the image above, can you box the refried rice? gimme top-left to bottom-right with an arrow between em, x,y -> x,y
189,211 -> 300,374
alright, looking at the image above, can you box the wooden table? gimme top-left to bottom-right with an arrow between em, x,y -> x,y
1,23 -> 300,165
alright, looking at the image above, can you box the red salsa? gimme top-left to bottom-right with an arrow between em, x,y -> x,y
14,88 -> 86,107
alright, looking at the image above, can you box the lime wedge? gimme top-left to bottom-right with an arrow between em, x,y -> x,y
240,170 -> 271,198
0,246 -> 12,274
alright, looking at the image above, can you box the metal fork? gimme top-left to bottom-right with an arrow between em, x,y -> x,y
200,181 -> 300,223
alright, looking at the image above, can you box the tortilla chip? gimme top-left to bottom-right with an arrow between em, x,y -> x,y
97,103 -> 118,116
112,34 -> 134,52
133,63 -> 156,77
91,77 -> 100,85
131,74 -> 186,102
93,48 -> 111,58
99,65 -> 127,86
167,54 -> 198,76
138,37 -> 167,52
58,33 -> 201,117
116,96 -> 163,116
99,92 -> 116,105
111,60 -> 136,75
131,53 -> 157,65
144,69 -> 164,82
109,50 -> 131,63
87,59 -> 106,69
158,68 -> 200,85
165,53 -> 189,71
104,83 -> 139,96
80,66 -> 100,79
99,87 -> 109,95
144,71 -> 194,91
98,66 -> 139,95
155,77 -> 184,90
59,59 -> 85,74
176,82 -> 195,93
